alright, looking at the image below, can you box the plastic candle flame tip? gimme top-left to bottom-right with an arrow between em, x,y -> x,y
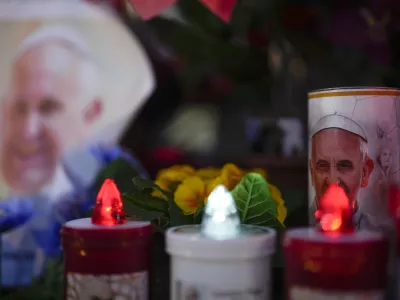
315,184 -> 353,233
201,185 -> 240,239
91,179 -> 126,226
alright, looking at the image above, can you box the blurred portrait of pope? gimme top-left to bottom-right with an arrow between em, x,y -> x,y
0,14 -> 154,286
309,114 -> 375,228
0,26 -> 103,198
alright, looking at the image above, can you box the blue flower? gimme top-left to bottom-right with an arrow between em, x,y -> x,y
0,197 -> 36,234
30,220 -> 63,257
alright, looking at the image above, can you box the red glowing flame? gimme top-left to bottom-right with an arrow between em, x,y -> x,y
91,179 -> 126,226
315,184 -> 353,233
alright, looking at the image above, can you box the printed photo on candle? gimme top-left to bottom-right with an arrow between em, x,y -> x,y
308,89 -> 400,230
66,272 -> 148,300
0,1 -> 154,287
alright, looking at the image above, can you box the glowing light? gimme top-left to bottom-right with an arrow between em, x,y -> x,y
315,184 -> 353,233
320,213 -> 342,232
201,185 -> 240,239
91,179 -> 126,226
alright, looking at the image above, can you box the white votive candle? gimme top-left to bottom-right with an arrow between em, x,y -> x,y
167,185 -> 276,299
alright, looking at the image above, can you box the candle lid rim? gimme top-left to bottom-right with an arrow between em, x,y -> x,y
63,217 -> 151,230
166,225 -> 276,259
308,86 -> 400,96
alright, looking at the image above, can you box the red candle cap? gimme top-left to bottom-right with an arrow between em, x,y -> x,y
91,178 -> 126,226
314,184 -> 353,233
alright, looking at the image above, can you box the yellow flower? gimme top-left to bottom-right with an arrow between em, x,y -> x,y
175,177 -> 210,215
195,167 -> 221,181
268,183 -> 287,225
203,177 -> 224,205
277,204 -> 287,225
219,164 -> 267,190
220,163 -> 245,190
268,184 -> 284,205
156,165 -> 195,182
153,165 -> 196,198
152,180 -> 170,199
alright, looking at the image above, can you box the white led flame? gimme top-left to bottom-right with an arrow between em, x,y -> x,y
201,185 -> 241,239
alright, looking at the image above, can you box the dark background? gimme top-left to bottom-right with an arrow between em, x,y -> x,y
120,0 -> 400,229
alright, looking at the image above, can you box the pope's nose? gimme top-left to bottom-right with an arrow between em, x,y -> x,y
21,112 -> 42,139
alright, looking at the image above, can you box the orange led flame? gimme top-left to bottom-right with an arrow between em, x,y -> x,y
315,184 -> 353,233
91,179 -> 126,226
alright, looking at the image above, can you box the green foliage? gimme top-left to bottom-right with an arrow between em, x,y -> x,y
232,173 -> 284,232
132,177 -> 174,201
94,158 -> 141,194
130,177 -> 194,228
123,193 -> 169,213
167,194 -> 194,227
123,199 -> 164,222
231,173 -> 287,266
129,171 -> 288,232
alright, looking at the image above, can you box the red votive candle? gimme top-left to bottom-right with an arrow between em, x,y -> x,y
283,228 -> 389,299
61,179 -> 153,299
388,184 -> 400,299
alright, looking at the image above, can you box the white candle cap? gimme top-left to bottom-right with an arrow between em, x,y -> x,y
201,185 -> 241,240
166,225 -> 276,260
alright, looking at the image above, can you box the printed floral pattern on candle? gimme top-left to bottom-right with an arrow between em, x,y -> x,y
66,271 -> 148,300
175,280 -> 267,299
290,286 -> 383,300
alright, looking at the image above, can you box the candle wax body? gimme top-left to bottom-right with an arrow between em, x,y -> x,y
284,228 -> 388,300
171,256 -> 271,299
167,225 -> 276,300
396,218 -> 400,299
62,218 -> 152,300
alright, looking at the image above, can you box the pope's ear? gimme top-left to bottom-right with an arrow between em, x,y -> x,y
361,155 -> 374,188
309,159 -> 315,186
83,98 -> 103,123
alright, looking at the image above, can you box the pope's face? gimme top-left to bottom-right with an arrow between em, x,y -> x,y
1,43 -> 100,195
310,128 -> 372,208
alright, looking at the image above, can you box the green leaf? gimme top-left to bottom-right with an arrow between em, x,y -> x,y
123,199 -> 164,222
94,158 -> 140,194
168,197 -> 194,227
132,177 -> 174,201
123,193 -> 169,214
231,173 -> 278,226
